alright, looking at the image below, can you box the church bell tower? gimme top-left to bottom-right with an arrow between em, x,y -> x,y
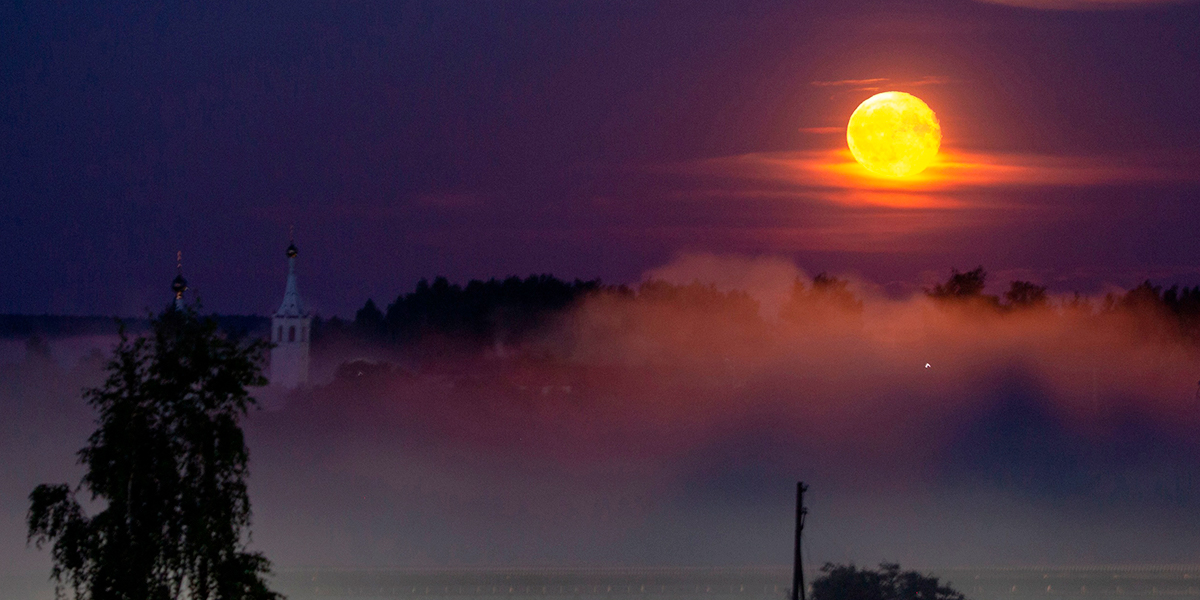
270,240 -> 311,389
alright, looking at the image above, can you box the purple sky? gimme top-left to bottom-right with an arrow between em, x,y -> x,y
3,0 -> 1200,316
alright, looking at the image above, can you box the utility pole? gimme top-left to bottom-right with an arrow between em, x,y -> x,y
792,481 -> 808,600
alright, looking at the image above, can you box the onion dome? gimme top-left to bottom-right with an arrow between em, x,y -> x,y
172,273 -> 188,299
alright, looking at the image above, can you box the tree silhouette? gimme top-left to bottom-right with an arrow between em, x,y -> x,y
374,274 -> 604,345
780,273 -> 863,326
354,299 -> 385,339
926,266 -> 988,300
811,563 -> 966,600
1003,281 -> 1049,310
1118,280 -> 1166,313
26,305 -> 281,600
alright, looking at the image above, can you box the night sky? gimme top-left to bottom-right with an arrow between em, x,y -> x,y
3,0 -> 1200,316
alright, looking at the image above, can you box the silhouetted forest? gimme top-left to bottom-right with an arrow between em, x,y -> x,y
925,266 -> 1200,340
0,314 -> 268,339
316,275 -> 606,346
8,268 -> 1200,351
0,315 -> 128,338
315,274 -> 761,348
311,268 -> 1200,354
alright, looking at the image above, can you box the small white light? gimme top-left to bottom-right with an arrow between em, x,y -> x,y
925,363 -> 931,369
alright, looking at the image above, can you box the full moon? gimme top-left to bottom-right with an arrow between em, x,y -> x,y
846,91 -> 941,178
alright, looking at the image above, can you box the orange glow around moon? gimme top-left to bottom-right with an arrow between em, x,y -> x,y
846,91 -> 942,178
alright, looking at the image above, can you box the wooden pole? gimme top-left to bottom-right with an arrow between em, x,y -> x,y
792,481 -> 808,600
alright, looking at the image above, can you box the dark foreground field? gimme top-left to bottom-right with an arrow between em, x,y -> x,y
7,565 -> 1200,600
268,566 -> 1200,600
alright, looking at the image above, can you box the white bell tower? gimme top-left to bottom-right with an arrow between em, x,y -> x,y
270,240 -> 311,389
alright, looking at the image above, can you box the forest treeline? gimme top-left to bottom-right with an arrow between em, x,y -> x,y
0,314 -> 268,339
313,268 -> 1200,349
925,265 -> 1200,330
7,269 -> 1197,348
315,275 -> 760,348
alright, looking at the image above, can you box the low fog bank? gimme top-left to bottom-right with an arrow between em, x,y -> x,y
247,255 -> 1200,568
0,347 -> 104,577
6,255 -> 1200,576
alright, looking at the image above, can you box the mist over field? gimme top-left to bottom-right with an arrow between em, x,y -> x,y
5,255 -> 1200,581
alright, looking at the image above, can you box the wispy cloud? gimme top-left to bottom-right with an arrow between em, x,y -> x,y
810,78 -> 890,88
798,127 -> 844,135
810,75 -> 951,92
689,149 -> 1200,209
569,147 -> 1200,257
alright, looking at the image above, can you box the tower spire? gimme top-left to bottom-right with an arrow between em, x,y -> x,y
277,241 -> 302,315
171,251 -> 188,310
